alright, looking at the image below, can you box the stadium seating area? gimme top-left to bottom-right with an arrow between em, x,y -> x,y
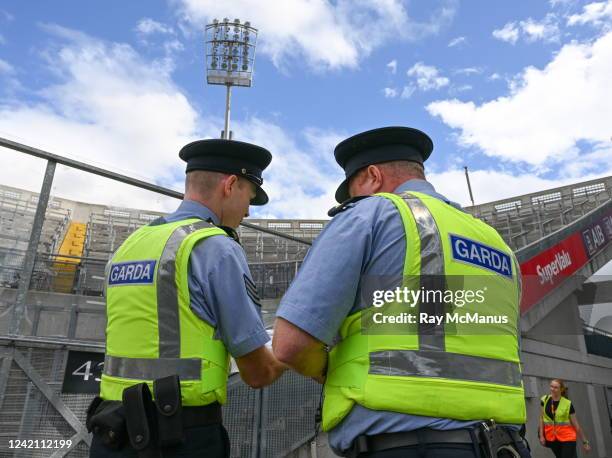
78,211 -> 155,295
0,189 -> 71,289
1,176 -> 610,298
466,178 -> 612,251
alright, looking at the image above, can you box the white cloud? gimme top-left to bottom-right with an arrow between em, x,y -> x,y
521,14 -> 560,42
454,67 -> 482,75
226,119 -> 344,218
427,31 -> 612,167
164,39 -> 184,53
383,87 -> 398,98
400,85 -> 416,99
0,58 -> 14,74
0,57 -> 21,94
175,0 -> 458,70
549,0 -> 578,7
0,25 -> 348,219
567,0 -> 612,28
0,26 -> 200,212
135,18 -> 183,58
136,18 -> 175,35
448,84 -> 472,94
0,9 -> 14,22
448,36 -> 466,47
493,14 -> 560,44
488,72 -> 501,80
407,62 -> 449,91
493,22 -> 520,44
387,59 -> 397,74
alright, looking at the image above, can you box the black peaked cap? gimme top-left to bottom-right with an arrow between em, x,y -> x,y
333,126 -> 433,203
179,139 -> 272,205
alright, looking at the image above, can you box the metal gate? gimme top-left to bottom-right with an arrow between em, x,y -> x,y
0,339 -> 321,458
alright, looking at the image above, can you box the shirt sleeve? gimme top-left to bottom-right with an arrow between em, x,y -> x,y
570,403 -> 575,414
276,201 -> 376,345
189,236 -> 270,358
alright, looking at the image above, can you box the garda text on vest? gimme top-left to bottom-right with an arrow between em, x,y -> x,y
108,260 -> 156,286
450,234 -> 512,278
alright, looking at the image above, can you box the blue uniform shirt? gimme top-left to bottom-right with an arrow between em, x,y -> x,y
276,179 -> 483,455
165,200 -> 269,358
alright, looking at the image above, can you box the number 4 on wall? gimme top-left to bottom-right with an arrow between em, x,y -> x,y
72,360 -> 103,382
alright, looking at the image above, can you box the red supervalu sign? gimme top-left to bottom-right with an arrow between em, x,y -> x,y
519,210 -> 612,314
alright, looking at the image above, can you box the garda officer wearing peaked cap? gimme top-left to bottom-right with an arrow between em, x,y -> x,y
88,139 -> 285,458
179,138 -> 272,205
273,127 -> 530,457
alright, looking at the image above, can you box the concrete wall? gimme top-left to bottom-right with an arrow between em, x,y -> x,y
0,287 -> 106,340
525,293 -> 586,351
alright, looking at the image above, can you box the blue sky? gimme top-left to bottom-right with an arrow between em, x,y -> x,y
0,0 -> 611,218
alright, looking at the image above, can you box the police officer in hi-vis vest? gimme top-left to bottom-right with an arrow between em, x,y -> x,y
88,139 -> 286,457
273,127 -> 530,457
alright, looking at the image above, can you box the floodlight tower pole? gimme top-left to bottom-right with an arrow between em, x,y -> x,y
224,84 -> 232,139
464,166 -> 475,206
205,18 -> 258,141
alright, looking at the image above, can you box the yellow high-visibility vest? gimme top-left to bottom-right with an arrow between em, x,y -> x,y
323,192 -> 526,431
100,218 -> 230,406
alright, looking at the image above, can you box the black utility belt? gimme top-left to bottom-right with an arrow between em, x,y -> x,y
350,421 -> 525,458
89,400 -> 222,428
180,403 -> 222,426
86,375 -> 221,458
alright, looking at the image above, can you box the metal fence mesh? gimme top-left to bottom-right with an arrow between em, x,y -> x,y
260,372 -> 321,458
0,360 -> 28,458
0,344 -> 321,457
15,386 -> 74,458
223,377 -> 259,458
0,349 -> 80,458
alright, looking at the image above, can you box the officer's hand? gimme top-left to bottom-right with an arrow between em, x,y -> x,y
539,435 -> 546,446
236,346 -> 286,389
582,442 -> 591,453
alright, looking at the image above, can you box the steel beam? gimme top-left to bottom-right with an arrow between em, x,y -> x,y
12,349 -> 88,437
0,137 -> 182,200
0,349 -> 14,410
9,160 -> 56,335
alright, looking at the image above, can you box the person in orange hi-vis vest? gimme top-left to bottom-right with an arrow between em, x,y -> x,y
539,379 -> 591,458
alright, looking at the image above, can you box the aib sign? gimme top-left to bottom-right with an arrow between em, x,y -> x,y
582,214 -> 612,258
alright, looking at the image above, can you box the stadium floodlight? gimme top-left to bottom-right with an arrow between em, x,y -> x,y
205,18 -> 258,139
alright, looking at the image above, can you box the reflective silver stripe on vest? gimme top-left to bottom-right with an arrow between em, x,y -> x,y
370,350 -> 522,387
400,193 -> 445,351
157,220 -> 215,358
104,355 -> 201,381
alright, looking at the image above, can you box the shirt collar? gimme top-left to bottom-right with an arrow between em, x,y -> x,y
171,200 -> 220,225
393,178 -> 462,210
394,178 -> 437,195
